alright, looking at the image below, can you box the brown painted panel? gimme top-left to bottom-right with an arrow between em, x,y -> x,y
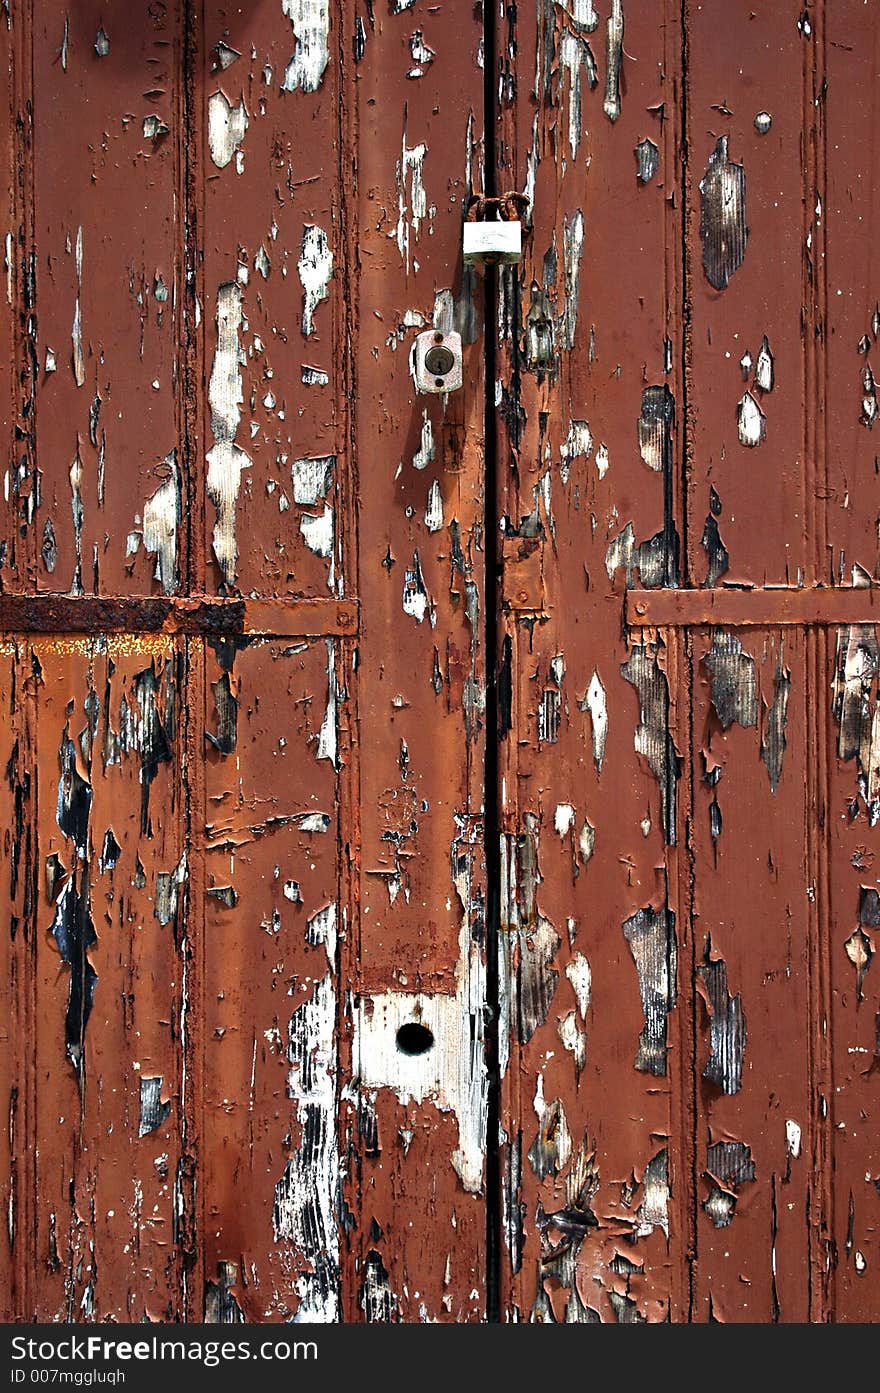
26,2 -> 185,598
197,2 -> 345,598
200,635 -> 342,1320
683,0 -> 809,587
3,0 -> 880,1329
27,637 -> 186,1320
348,0 -> 488,1320
824,3 -> 880,582
0,643 -> 34,1319
828,622 -> 880,1320
689,625 -> 812,1321
493,0 -> 687,1322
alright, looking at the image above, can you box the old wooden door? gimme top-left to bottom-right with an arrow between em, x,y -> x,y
2,0 -> 879,1323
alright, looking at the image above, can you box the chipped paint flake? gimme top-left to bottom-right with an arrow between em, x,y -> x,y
425,479 -> 444,533
300,505 -> 334,560
528,1076 -> 571,1179
562,210 -> 584,352
206,283 -> 251,585
559,31 -> 596,160
635,138 -> 659,184
755,335 -> 775,393
621,643 -> 681,844
71,225 -> 84,387
317,639 -> 338,767
697,940 -> 747,1094
786,1120 -> 802,1159
298,225 -> 332,338
292,454 -> 335,505
141,451 -> 180,594
704,631 -> 758,729
762,652 -> 791,792
580,670 -> 607,772
207,90 -> 248,170
566,952 -> 592,1021
281,0 -> 330,93
699,136 -> 748,290
603,0 -> 624,122
623,905 -> 677,1076
403,551 -> 431,624
737,390 -> 766,447
273,973 -> 339,1320
396,131 -> 428,274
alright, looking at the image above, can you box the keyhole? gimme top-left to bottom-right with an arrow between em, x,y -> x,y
424,344 -> 455,377
396,1021 -> 434,1056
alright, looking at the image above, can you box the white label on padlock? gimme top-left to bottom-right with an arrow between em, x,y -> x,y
463,221 -> 522,265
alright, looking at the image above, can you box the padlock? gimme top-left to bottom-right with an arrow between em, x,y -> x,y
462,219 -> 522,267
462,192 -> 528,267
411,329 -> 463,395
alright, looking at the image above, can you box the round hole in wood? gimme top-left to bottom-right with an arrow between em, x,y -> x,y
396,1021 -> 434,1056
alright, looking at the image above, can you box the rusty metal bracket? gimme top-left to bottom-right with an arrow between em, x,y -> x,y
0,595 -> 359,638
501,539 -> 545,612
626,586 -> 880,628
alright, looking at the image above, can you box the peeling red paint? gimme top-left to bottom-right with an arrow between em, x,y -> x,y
2,0 -> 880,1327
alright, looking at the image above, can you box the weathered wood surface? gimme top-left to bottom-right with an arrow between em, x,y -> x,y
2,0 -> 879,1323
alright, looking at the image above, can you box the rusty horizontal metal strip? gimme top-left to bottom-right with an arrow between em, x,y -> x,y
626,587 -> 880,628
0,595 -> 358,637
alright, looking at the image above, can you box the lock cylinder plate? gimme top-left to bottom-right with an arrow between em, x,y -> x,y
412,329 -> 463,395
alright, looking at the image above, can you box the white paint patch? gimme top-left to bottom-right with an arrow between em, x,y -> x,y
298,225 -> 332,338
141,451 -> 180,594
300,505 -> 334,559
317,639 -> 338,767
301,365 -> 329,387
562,209 -> 584,351
533,1075 -> 571,1170
524,112 -> 540,213
292,455 -> 334,505
425,479 -> 443,533
306,903 -> 337,969
273,972 -> 339,1321
554,803 -> 576,837
603,0 -> 624,123
558,1010 -> 586,1075
566,952 -> 592,1020
785,1119 -> 801,1158
281,0 -> 330,93
408,29 -> 434,77
206,283 -> 251,585
560,419 -> 592,465
396,132 -> 428,274
567,0 -> 599,29
737,391 -> 766,447
583,670 -> 607,771
755,335 -> 774,393
354,818 -> 486,1192
595,443 -> 609,478
413,411 -> 434,470
71,225 -> 84,388
637,1156 -> 670,1239
578,819 -> 595,864
559,31 -> 594,160
207,90 -> 248,169
402,552 -> 431,624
